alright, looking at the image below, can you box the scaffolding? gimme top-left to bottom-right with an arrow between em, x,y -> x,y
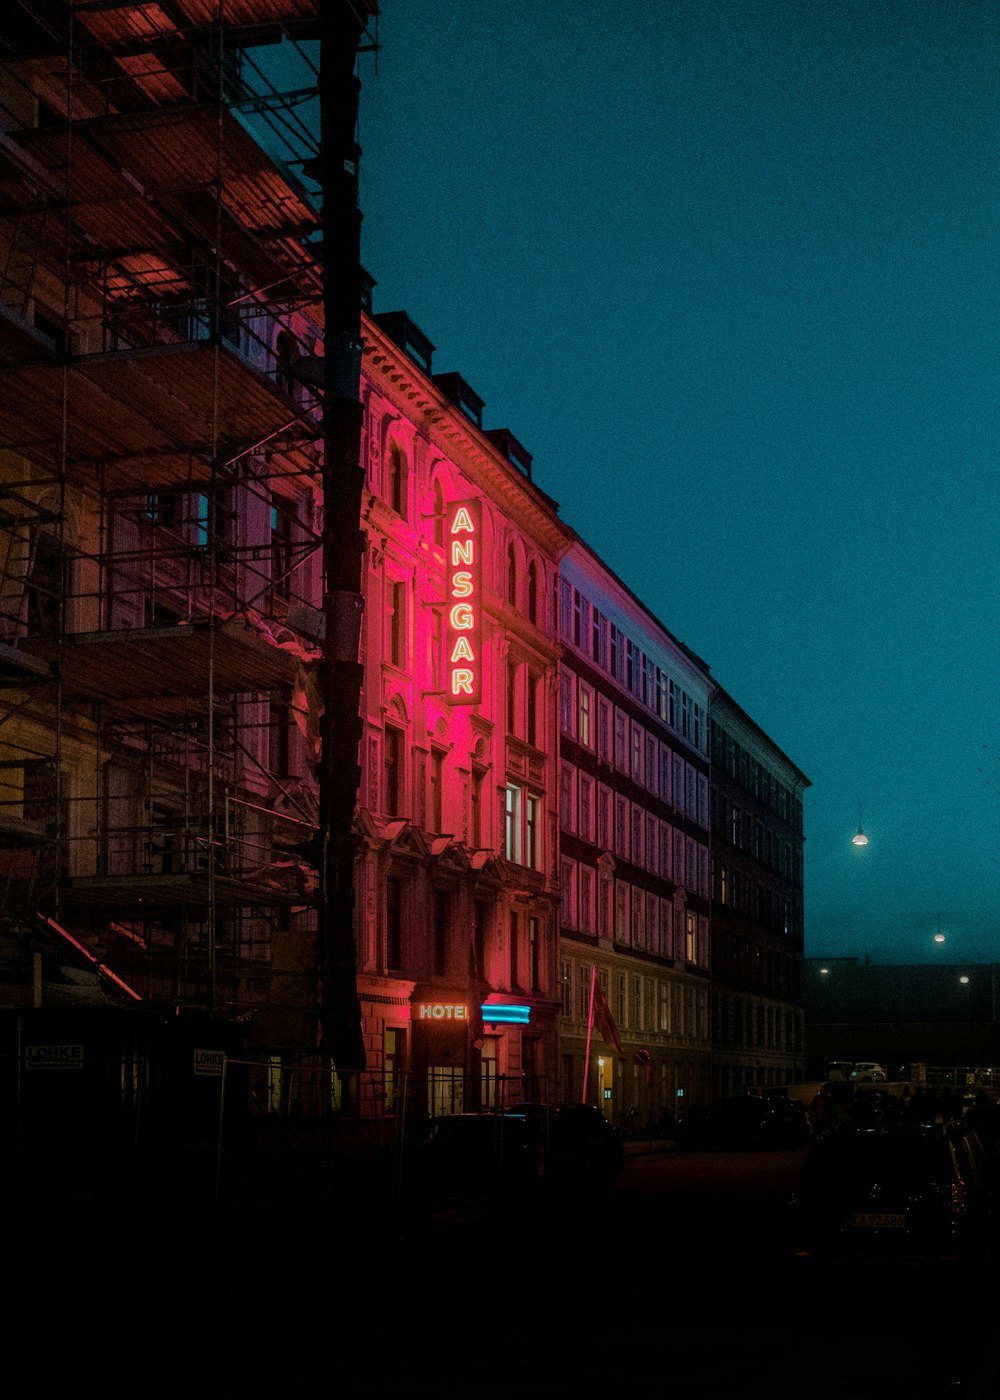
0,1 -> 375,1045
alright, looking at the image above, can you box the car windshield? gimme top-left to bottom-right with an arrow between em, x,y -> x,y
803,1132 -> 950,1190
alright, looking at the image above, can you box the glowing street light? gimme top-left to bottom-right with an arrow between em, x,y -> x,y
852,824 -> 869,847
933,930 -> 946,945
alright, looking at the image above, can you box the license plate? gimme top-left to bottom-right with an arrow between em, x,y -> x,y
851,1212 -> 905,1229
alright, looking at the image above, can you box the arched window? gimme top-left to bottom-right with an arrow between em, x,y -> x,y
507,542 -> 517,606
386,445 -> 406,518
527,560 -> 539,624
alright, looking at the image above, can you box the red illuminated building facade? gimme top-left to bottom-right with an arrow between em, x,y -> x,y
356,311 -> 569,1113
557,538 -> 715,1118
0,0 -> 810,1136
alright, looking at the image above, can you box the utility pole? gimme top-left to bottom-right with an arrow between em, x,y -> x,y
313,1 -> 374,1079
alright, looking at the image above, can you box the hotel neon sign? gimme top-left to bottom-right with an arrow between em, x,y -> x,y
413,1003 -> 531,1026
445,498 -> 482,704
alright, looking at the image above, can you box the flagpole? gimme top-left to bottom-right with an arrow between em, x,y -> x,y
583,963 -> 597,1104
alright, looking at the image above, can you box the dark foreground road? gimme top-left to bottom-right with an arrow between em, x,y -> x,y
14,1142 -> 1000,1399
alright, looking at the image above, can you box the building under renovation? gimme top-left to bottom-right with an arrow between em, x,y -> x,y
0,1 -> 580,1141
0,3 -> 378,1097
0,7 -> 810,1184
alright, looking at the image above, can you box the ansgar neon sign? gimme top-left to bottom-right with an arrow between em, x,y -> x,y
445,498 -> 482,704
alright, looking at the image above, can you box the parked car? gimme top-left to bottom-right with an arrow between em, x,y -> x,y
413,1112 -> 538,1199
412,1103 -> 624,1201
506,1102 -> 625,1186
785,1118 -> 1000,1267
851,1061 -> 887,1083
675,1094 -> 811,1151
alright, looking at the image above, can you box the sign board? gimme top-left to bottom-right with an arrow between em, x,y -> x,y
445,498 -> 482,704
194,1048 -> 226,1077
415,1003 -> 468,1022
25,1044 -> 84,1070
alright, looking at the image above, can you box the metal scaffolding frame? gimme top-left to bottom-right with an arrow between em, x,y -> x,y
0,1 -> 376,1046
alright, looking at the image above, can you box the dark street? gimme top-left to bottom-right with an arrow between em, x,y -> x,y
20,1140 -> 998,1400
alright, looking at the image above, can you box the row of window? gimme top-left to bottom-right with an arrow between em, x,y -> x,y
560,959 -> 710,1043
710,718 -> 803,833
561,759 -> 709,858
715,869 -> 801,938
559,581 -> 706,754
560,673 -> 709,827
714,935 -> 800,994
560,857 -> 709,961
383,576 -> 548,744
712,993 -> 801,1054
379,880 -> 545,992
711,790 -> 800,882
380,446 -> 548,627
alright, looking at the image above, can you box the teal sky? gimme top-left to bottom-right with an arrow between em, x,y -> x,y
351,0 -> 999,964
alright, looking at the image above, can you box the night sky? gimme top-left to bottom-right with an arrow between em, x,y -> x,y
349,1 -> 1000,964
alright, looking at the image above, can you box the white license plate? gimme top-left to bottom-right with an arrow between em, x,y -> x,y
851,1211 -> 905,1229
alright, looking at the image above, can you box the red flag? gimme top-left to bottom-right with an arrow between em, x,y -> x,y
591,973 -> 623,1055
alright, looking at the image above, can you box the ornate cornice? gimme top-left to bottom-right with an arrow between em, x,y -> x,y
362,314 -> 571,560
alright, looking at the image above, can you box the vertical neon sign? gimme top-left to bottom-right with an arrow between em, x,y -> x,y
446,497 -> 482,704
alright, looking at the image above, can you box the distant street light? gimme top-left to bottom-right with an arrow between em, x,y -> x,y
852,824 -> 869,847
933,930 -> 946,944
959,975 -> 970,985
